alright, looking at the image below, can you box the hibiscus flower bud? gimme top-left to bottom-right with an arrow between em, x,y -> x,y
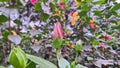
69,12 -> 74,16
89,23 -> 95,29
53,22 -> 64,39
58,3 -> 66,10
30,0 -> 38,5
105,35 -> 110,41
98,43 -> 104,47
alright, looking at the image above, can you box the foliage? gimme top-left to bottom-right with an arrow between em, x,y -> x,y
0,0 -> 120,68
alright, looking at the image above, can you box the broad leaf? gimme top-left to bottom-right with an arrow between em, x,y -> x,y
27,54 -> 57,68
58,58 -> 70,68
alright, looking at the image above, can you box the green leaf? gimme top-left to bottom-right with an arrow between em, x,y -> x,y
94,0 -> 106,4
34,3 -> 42,12
0,66 -> 5,68
53,0 -> 58,2
92,41 -> 99,47
75,44 -> 83,52
111,3 -> 120,11
26,60 -> 36,68
2,30 -> 9,41
14,20 -> 22,25
94,10 -> 102,17
76,64 -> 87,68
0,0 -> 8,2
41,13 -> 49,22
77,0 -> 81,2
0,15 -> 8,25
50,3 -> 56,12
26,54 -> 57,68
7,65 -> 15,68
112,25 -> 120,30
9,48 -> 26,68
70,61 -> 76,68
75,40 -> 83,52
42,0 -> 48,3
52,37 -> 63,49
58,58 -> 70,68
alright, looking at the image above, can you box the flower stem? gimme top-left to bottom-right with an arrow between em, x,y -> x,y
56,49 -> 60,61
75,52 -> 79,63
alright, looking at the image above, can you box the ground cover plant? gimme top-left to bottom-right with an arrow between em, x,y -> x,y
0,0 -> 120,68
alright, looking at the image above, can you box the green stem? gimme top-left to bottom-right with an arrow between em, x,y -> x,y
56,49 -> 60,61
75,52 -> 79,63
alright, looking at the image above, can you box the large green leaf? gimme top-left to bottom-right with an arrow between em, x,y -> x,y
58,58 -> 70,68
26,54 -> 58,68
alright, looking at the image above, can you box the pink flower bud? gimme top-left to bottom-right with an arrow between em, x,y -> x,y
105,35 -> 110,41
69,12 -> 74,16
53,22 -> 64,39
98,43 -> 104,47
30,0 -> 38,5
58,3 -> 66,10
89,23 -> 95,29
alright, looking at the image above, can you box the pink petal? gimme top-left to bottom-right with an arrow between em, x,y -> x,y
52,22 -> 64,39
58,3 -> 66,10
59,5 -> 66,10
56,22 -> 64,39
98,43 -> 104,47
30,0 -> 38,5
53,23 -> 59,38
